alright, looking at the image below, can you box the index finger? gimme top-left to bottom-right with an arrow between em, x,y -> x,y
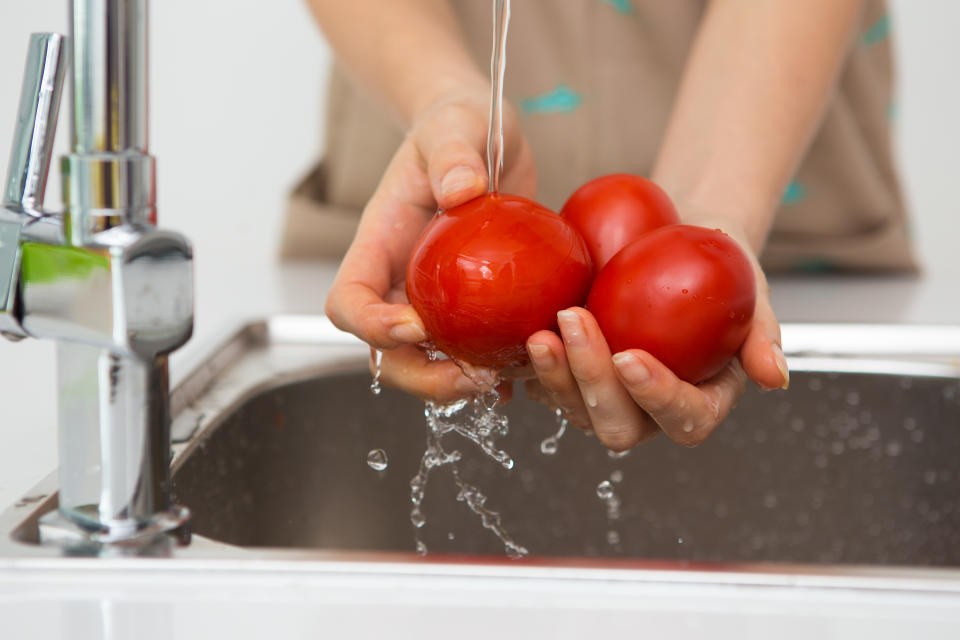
325,144 -> 436,348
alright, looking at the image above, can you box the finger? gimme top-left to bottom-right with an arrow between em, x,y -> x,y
325,286 -> 427,350
377,345 -> 483,403
325,143 -> 435,349
556,308 -> 658,451
414,107 -> 489,209
612,350 -> 747,447
739,278 -> 789,391
525,330 -> 592,430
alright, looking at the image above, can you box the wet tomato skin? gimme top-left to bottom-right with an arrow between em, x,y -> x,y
561,174 -> 679,272
406,193 -> 593,368
587,225 -> 756,384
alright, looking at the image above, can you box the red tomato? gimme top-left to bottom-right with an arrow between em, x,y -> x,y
561,174 -> 679,271
587,225 -> 755,384
406,193 -> 593,368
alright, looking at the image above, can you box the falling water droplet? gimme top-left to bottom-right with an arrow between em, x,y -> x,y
370,349 -> 383,395
596,480 -> 614,500
416,540 -> 428,556
366,448 -> 388,471
410,508 -> 426,529
606,530 -> 620,545
610,470 -> 624,484
677,537 -> 685,544
540,408 -> 567,455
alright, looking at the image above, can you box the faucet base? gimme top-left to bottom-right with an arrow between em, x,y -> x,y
37,505 -> 191,553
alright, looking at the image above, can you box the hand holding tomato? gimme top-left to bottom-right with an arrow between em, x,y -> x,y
525,216 -> 789,452
325,84 -> 536,401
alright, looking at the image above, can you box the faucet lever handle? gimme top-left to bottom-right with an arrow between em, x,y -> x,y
3,33 -> 67,215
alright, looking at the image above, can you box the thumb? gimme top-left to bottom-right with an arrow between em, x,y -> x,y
415,119 -> 489,209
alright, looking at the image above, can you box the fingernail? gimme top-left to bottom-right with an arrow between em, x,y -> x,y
389,322 -> 427,343
557,310 -> 586,347
440,166 -> 481,198
527,343 -> 556,368
612,352 -> 649,385
773,343 -> 790,390
455,376 -> 479,394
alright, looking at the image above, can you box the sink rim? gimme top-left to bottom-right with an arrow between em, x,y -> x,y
2,315 -> 960,596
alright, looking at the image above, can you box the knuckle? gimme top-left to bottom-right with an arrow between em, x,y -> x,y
568,362 -> 606,387
643,383 -> 681,416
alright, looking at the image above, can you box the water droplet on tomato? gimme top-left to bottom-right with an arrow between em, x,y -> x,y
682,289 -> 688,294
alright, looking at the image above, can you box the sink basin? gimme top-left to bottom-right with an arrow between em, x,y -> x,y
170,360 -> 960,566
4,316 -> 960,602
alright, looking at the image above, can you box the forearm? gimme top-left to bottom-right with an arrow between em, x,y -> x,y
651,0 -> 864,252
306,0 -> 486,126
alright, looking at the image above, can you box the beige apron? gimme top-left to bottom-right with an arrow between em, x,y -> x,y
282,0 -> 915,273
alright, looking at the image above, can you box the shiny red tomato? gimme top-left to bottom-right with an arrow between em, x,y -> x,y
560,174 -> 679,271
587,225 -> 755,384
406,193 -> 593,368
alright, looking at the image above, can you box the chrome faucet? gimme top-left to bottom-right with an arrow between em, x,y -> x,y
1,1 -> 193,548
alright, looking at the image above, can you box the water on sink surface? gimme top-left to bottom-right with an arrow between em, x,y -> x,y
171,370 -> 960,566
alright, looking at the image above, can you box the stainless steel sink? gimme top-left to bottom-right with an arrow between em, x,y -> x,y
4,316 -> 960,600
170,357 -> 960,566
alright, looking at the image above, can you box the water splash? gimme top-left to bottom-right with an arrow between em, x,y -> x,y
452,468 -> 528,558
539,408 -> 568,455
404,0 -> 526,559
597,475 -> 623,549
408,374 -> 527,558
366,449 -> 388,471
596,478 -> 622,521
370,349 -> 383,395
596,480 -> 614,500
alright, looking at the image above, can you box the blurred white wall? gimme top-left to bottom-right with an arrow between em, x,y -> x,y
0,1 -> 956,505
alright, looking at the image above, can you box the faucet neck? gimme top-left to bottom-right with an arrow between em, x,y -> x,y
66,0 -> 155,244
70,0 -> 149,155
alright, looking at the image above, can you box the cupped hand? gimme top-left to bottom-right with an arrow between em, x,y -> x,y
524,219 -> 789,452
325,84 -> 536,402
